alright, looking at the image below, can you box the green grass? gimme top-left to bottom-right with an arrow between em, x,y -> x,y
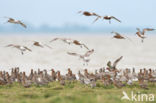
0,81 -> 155,103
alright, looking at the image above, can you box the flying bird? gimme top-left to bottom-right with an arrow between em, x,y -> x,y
111,32 -> 125,39
50,38 -> 73,44
78,11 -> 102,23
67,49 -> 94,65
4,17 -> 27,28
136,28 -> 146,43
50,38 -> 90,50
107,56 -> 123,71
6,44 -> 32,55
111,31 -> 133,42
103,16 -> 121,24
32,41 -> 52,49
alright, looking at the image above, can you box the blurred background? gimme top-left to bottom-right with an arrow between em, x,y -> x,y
0,0 -> 156,34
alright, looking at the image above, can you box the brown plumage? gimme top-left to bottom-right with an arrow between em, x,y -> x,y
67,49 -> 94,65
103,16 -> 121,24
5,17 -> 27,28
111,32 -> 125,39
50,38 -> 89,50
32,41 -> 52,49
136,28 -> 146,43
6,44 -> 32,55
78,11 -> 102,23
107,56 -> 123,71
142,28 -> 155,35
73,40 -> 89,50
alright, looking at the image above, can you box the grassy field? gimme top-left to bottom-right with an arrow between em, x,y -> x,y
0,81 -> 155,103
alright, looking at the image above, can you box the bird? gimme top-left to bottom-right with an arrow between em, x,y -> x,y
5,44 -> 32,55
4,17 -> 27,28
111,31 -> 133,42
111,32 -> 125,39
32,41 -> 52,49
50,38 -> 90,50
78,11 -> 102,23
50,38 -> 73,44
136,28 -> 146,43
67,49 -> 94,65
103,16 -> 121,24
107,56 -> 123,71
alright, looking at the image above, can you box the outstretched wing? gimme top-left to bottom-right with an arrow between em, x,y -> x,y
44,44 -> 52,49
112,31 -> 122,36
111,16 -> 121,23
136,28 -> 141,32
84,49 -> 94,57
19,21 -> 27,28
107,61 -> 112,69
92,16 -> 100,23
5,44 -> 14,47
4,17 -> 15,21
67,52 -> 81,57
50,38 -> 60,42
24,46 -> 32,52
112,56 -> 123,68
143,28 -> 155,35
82,44 -> 89,50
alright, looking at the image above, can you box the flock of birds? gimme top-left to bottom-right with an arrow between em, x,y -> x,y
1,11 -> 155,65
0,58 -> 156,89
0,11 -> 156,88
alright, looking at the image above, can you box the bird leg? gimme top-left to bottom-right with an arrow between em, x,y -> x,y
141,39 -> 144,43
21,51 -> 24,55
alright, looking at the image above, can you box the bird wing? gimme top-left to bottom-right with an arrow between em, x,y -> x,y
4,17 -> 15,21
84,49 -> 94,57
112,56 -> 123,68
44,44 -> 52,49
107,61 -> 112,69
92,16 -> 100,23
143,28 -> 155,35
9,18 -> 15,21
111,16 -> 121,22
24,46 -> 32,52
136,28 -> 141,32
67,52 -> 81,57
50,38 -> 60,42
82,44 -> 89,50
5,44 -> 14,47
19,21 -> 27,28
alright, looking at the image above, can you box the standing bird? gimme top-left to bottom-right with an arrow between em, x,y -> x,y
32,41 -> 52,49
78,11 -> 102,23
50,38 -> 90,50
67,49 -> 94,65
4,17 -> 27,28
103,16 -> 121,24
5,44 -> 32,55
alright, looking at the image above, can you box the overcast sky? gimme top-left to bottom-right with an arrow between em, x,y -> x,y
0,0 -> 156,28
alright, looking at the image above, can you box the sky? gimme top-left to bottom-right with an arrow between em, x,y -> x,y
0,0 -> 156,28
